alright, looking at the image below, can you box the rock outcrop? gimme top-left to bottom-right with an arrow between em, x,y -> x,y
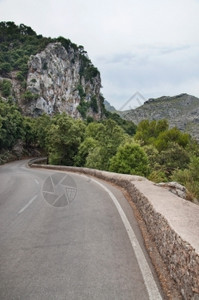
155,182 -> 190,200
121,93 -> 199,141
16,42 -> 103,119
0,22 -> 104,120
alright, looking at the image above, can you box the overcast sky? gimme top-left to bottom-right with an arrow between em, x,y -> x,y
1,0 -> 199,109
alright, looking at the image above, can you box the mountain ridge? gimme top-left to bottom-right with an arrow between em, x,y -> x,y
120,93 -> 199,141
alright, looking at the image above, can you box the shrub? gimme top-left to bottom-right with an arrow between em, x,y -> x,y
77,100 -> 90,119
0,79 -> 12,97
90,96 -> 98,113
109,142 -> 149,176
16,71 -> 25,81
0,62 -> 11,75
148,170 -> 167,183
22,90 -> 38,102
172,156 -> 199,200
77,84 -> 86,99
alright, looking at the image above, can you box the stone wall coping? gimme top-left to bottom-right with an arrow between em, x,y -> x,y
133,181 -> 199,253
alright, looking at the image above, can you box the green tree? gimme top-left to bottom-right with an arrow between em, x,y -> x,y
154,127 -> 190,151
34,114 -> 51,150
74,137 -> 99,167
84,122 -> 104,139
0,80 -> 12,97
22,90 -> 38,102
107,112 -> 136,136
90,96 -> 98,113
157,142 -> 190,176
46,113 -> 85,165
0,62 -> 11,75
109,142 -> 149,176
77,100 -> 90,119
0,98 -> 24,149
22,116 -> 37,148
143,144 -> 159,170
172,156 -> 199,200
74,122 -> 105,168
75,120 -> 127,170
89,119 -> 127,170
135,119 -> 169,145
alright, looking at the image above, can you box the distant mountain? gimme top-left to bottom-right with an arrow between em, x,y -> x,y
120,93 -> 199,141
104,100 -> 116,112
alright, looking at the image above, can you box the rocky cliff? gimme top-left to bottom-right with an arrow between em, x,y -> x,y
121,93 -> 199,141
0,22 -> 104,120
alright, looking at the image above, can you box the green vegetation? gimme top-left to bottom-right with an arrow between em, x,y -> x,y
0,21 -> 100,85
0,98 -> 24,149
77,100 -> 90,119
77,84 -> 86,99
79,52 -> 99,82
172,156 -> 199,199
46,113 -> 86,165
76,85 -> 100,118
105,112 -> 136,136
109,143 -> 149,176
76,119 -> 128,170
0,79 -> 12,97
22,90 -> 39,103
90,96 -> 98,113
134,119 -> 199,200
0,99 -> 199,200
0,21 -> 52,78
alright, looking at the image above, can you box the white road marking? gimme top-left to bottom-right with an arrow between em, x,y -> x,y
18,195 -> 37,215
91,178 -> 163,300
34,179 -> 39,185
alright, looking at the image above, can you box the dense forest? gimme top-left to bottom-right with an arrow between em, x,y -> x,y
0,98 -> 199,201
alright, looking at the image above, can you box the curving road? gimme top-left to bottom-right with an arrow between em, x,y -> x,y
0,160 -> 164,300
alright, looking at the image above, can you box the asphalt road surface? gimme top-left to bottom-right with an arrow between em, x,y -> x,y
0,160 -> 164,300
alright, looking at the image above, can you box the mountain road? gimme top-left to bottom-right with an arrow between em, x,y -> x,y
0,160 -> 164,300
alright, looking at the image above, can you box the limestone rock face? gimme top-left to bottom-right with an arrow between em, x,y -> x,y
19,42 -> 102,119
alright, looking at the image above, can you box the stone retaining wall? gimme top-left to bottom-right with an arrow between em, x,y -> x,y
30,161 -> 199,299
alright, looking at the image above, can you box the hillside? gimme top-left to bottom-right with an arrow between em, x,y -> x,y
104,100 -> 116,112
0,22 -> 105,120
121,93 -> 199,141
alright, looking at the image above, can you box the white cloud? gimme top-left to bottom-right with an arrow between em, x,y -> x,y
0,0 -> 199,107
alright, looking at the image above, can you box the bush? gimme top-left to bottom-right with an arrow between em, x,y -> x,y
0,79 -> 12,97
0,62 -> 11,75
148,170 -> 167,183
0,98 -> 24,149
90,96 -> 98,113
157,142 -> 190,175
172,156 -> 199,200
22,90 -> 38,102
109,142 -> 149,176
77,100 -> 90,119
16,71 -> 25,81
77,84 -> 86,99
